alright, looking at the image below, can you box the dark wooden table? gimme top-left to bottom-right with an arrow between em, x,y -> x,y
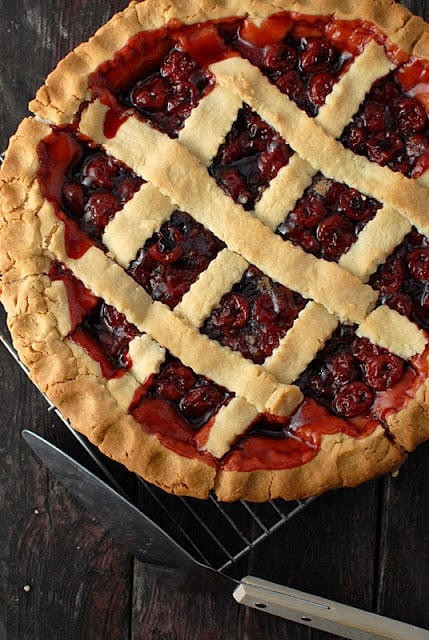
0,1 -> 428,638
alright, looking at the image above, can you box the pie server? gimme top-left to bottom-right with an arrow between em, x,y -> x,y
22,429 -> 429,640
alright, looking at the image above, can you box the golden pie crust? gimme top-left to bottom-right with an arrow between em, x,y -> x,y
1,0 -> 429,501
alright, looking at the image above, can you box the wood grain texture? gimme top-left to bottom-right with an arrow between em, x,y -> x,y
377,445 -> 429,629
0,1 -> 428,639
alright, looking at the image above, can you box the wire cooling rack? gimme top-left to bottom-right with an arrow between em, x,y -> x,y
1,329 -> 315,572
65,415 -> 315,572
1,330 -> 315,572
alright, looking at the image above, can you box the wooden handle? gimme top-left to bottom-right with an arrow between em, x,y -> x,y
233,576 -> 429,640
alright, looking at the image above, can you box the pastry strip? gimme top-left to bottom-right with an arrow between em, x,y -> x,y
129,334 -> 166,384
175,248 -> 248,327
106,373 -> 141,412
357,306 -> 427,359
317,40 -> 394,138
79,100 -> 378,324
103,183 -> 175,267
44,214 -> 303,416
339,205 -> 412,281
254,155 -> 314,230
210,56 -> 429,237
199,397 -> 258,459
264,302 -> 339,384
178,85 -> 242,166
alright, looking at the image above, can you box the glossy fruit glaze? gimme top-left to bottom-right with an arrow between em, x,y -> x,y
129,324 -> 428,471
202,265 -> 306,364
277,174 -> 381,260
209,105 -> 293,210
370,228 -> 429,331
88,13 -> 357,208
50,261 -> 139,379
38,10 -> 429,471
341,72 -> 429,178
128,210 -> 225,308
86,9 -> 429,129
222,15 -> 354,118
130,356 -> 231,464
38,129 -> 143,258
88,12 -> 364,134
224,331 -> 429,472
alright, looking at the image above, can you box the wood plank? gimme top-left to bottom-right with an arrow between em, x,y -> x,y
0,321 -> 133,639
0,0 -> 130,143
0,2 -> 133,637
243,482 -> 381,639
377,443 -> 429,629
131,570 -> 241,640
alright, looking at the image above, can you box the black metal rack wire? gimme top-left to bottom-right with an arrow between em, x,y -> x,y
1,330 -> 315,573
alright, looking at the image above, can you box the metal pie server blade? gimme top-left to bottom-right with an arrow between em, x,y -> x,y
22,429 -> 233,593
22,430 -> 429,640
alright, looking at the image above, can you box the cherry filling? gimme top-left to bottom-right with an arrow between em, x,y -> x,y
128,210 -> 225,308
49,261 -> 99,331
122,48 -> 215,137
209,105 -> 293,209
37,129 -> 143,257
62,143 -> 143,241
221,400 -> 356,473
298,325 -> 407,418
276,174 -> 380,260
370,228 -> 429,330
202,265 -> 306,364
50,261 -> 139,379
71,300 -> 140,379
89,20 -> 232,139
224,17 -> 353,116
341,72 -> 429,178
130,356 -> 232,461
88,12 -> 361,144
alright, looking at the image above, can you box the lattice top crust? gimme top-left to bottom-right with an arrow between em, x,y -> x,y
2,0 -> 429,501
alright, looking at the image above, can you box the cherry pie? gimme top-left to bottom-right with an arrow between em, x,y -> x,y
1,0 -> 429,501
